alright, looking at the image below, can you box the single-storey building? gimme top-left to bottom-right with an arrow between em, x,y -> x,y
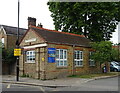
19,18 -> 101,79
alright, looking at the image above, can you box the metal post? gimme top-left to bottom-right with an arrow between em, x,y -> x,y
118,43 -> 120,61
16,0 -> 20,81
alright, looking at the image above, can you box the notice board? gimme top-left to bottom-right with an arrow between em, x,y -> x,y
48,48 -> 56,63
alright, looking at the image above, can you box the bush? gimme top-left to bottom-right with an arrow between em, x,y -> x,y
2,48 -> 16,63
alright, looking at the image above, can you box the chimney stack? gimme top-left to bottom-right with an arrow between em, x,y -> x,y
37,23 -> 43,28
28,17 -> 36,28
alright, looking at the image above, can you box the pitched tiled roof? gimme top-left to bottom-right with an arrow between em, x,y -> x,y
0,25 -> 27,36
31,26 -> 91,47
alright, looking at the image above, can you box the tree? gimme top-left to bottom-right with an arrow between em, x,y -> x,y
2,48 -> 16,64
47,2 -> 120,42
90,41 -> 119,72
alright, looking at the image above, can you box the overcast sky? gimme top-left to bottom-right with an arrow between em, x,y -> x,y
0,0 -> 118,44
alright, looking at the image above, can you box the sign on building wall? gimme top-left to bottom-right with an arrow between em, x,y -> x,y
14,48 -> 21,56
48,48 -> 56,63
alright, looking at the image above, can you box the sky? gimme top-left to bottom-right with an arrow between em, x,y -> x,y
0,0 -> 118,44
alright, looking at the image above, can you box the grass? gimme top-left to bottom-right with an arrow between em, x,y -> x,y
68,72 -> 119,79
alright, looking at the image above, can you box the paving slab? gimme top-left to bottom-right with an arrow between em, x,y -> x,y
2,75 -> 118,87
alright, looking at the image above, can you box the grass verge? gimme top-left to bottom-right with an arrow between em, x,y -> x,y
68,72 -> 119,79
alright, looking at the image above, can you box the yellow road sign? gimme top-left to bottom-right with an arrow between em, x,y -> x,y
14,48 -> 21,56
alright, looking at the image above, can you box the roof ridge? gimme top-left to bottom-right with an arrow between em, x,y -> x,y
0,24 -> 27,30
31,25 -> 85,38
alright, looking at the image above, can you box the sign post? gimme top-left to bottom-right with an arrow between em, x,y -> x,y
15,0 -> 20,81
14,48 -> 21,56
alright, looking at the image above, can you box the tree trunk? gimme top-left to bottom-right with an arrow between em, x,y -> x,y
105,62 -> 110,73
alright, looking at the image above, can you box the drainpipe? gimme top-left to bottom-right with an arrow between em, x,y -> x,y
72,45 -> 75,75
43,46 -> 47,80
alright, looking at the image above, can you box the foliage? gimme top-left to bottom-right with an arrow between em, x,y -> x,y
111,48 -> 120,61
90,41 -> 119,65
2,48 -> 16,64
47,2 -> 120,42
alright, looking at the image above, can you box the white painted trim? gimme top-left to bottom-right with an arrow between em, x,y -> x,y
23,43 -> 47,49
25,38 -> 37,43
0,26 -> 6,35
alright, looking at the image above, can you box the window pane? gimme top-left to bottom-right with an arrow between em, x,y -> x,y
56,60 -> 59,66
64,50 -> 67,59
60,50 -> 63,59
64,60 -> 67,66
77,53 -> 79,59
80,61 -> 82,65
60,60 -> 63,66
80,51 -> 83,59
56,50 -> 59,59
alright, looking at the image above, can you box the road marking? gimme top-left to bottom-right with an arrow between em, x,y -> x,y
52,89 -> 59,92
7,84 -> 11,88
40,87 -> 47,93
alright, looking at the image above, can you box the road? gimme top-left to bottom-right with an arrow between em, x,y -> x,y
2,77 -> 119,93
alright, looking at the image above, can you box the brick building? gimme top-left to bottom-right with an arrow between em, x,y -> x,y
19,18 -> 100,79
0,25 -> 27,74
0,25 -> 26,49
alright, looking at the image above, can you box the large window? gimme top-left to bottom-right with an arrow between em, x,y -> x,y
26,50 -> 35,63
74,50 -> 83,66
89,51 -> 95,66
56,49 -> 67,67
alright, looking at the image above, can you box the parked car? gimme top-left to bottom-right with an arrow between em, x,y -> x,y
110,61 -> 120,72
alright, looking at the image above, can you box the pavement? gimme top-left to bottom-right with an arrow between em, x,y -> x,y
2,74 -> 118,87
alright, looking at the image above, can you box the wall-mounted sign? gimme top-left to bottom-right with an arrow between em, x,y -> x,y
25,38 -> 36,43
14,48 -> 21,56
48,48 -> 56,63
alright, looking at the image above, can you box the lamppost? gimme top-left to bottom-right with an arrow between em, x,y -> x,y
16,0 -> 20,81
118,43 -> 120,62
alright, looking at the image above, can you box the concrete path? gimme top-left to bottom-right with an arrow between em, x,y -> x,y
2,75 -> 118,87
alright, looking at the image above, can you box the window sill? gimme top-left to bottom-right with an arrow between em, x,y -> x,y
89,65 -> 95,67
25,61 -> 35,63
75,65 -> 83,68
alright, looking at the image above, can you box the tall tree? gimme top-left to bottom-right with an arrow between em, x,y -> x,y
47,2 -> 120,42
90,41 -> 120,72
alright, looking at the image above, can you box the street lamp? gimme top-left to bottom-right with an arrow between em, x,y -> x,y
118,43 -> 120,62
16,0 -> 20,81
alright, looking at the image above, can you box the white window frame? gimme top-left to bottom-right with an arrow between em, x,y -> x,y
1,38 -> 4,44
1,38 -> 4,47
56,49 -> 67,67
89,51 -> 95,66
25,50 -> 35,63
74,50 -> 83,67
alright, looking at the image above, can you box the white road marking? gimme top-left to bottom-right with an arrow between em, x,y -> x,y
40,87 -> 47,93
52,89 -> 59,92
7,84 -> 11,88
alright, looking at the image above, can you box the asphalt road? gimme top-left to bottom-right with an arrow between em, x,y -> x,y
2,77 -> 119,93
58,77 -> 119,91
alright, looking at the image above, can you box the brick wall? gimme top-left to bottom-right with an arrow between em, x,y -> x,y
44,44 -> 100,79
19,29 -> 100,80
19,29 -> 46,79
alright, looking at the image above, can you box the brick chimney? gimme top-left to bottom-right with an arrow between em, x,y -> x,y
28,17 -> 36,28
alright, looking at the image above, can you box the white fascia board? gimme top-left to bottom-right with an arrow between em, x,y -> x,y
23,43 -> 47,49
0,26 -> 6,35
